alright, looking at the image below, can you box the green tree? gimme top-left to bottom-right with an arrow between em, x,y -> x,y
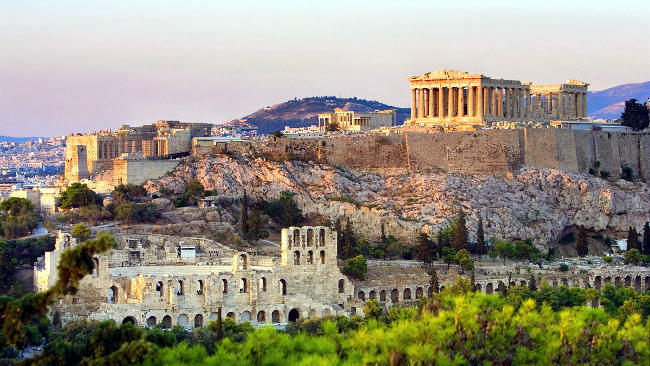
627,226 -> 640,251
576,226 -> 588,256
271,130 -> 284,140
642,222 -> 650,255
494,240 -> 516,265
620,98 -> 649,131
452,211 -> 468,251
455,249 -> 474,273
429,268 -> 440,294
71,223 -> 91,242
363,299 -> 384,320
240,191 -> 249,235
476,217 -> 486,257
624,248 -> 643,265
0,197 -> 40,239
111,184 -> 146,203
342,255 -> 367,280
245,204 -> 268,241
114,203 -> 161,224
59,183 -> 99,209
339,218 -> 357,260
415,232 -> 435,265
441,246 -> 456,270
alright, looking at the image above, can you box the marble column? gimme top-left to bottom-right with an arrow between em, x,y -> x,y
429,88 -> 435,117
497,88 -> 503,117
417,88 -> 423,118
448,87 -> 455,118
526,92 -> 531,119
489,88 -> 495,117
411,89 -> 416,119
550,92 -> 557,119
458,87 -> 465,117
483,87 -> 488,116
468,86 -> 475,117
438,87 -> 444,117
582,92 -> 587,118
477,85 -> 483,118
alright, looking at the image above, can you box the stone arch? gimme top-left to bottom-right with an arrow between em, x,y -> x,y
226,312 -> 236,320
308,309 -> 316,318
292,229 -> 299,248
293,251 -> 300,265
604,276 -> 612,285
162,315 -> 172,329
288,308 -> 300,322
614,277 -> 622,287
239,253 -> 248,270
380,290 -> 386,302
439,285 -> 445,292
240,311 -> 251,322
178,314 -> 189,327
338,279 -> 345,293
497,281 -> 506,294
369,290 -> 377,300
319,250 -> 325,264
257,311 -> 266,323
645,277 -> 650,292
486,283 -> 493,294
92,258 -> 100,277
307,229 -> 314,246
156,281 -> 164,297
358,291 -> 366,301
403,288 -> 412,300
475,283 -> 482,292
272,310 -> 281,323
222,279 -> 228,293
416,287 -> 423,298
319,229 -> 326,246
624,275 -> 631,287
510,281 -> 517,287
261,277 -> 267,292
177,280 -> 184,295
307,250 -> 313,264
519,280 -> 527,287
280,279 -> 287,295
634,276 -> 641,292
561,278 -> 568,287
122,316 -> 137,325
146,316 -> 157,327
194,314 -> 203,328
240,278 -> 248,292
391,288 -> 399,303
197,279 -> 204,294
594,276 -> 602,290
322,308 -> 331,317
108,285 -> 118,304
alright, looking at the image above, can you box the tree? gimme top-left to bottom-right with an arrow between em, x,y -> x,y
642,222 -> 650,256
59,183 -> 99,209
576,226 -> 588,256
441,247 -> 457,270
455,249 -> 474,273
0,197 -> 40,239
415,232 -> 435,265
71,223 -> 91,242
240,192 -> 249,235
342,255 -> 367,280
111,184 -> 146,203
363,299 -> 384,320
429,268 -> 439,294
452,211 -> 468,251
245,204 -> 268,241
114,203 -> 161,224
476,217 -> 486,257
624,248 -> 643,265
339,218 -> 357,260
528,275 -> 537,292
627,226 -> 640,251
494,240 -> 516,265
271,131 -> 284,140
620,98 -> 649,131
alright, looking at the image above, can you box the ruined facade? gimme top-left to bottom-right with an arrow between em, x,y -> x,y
406,69 -> 589,129
64,121 -> 212,183
317,108 -> 396,132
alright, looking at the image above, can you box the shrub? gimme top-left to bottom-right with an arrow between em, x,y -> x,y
59,183 -> 99,209
330,196 -> 361,208
114,203 -> 161,224
558,263 -> 569,271
342,255 -> 367,280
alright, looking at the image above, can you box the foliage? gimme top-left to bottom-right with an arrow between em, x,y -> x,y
620,98 -> 650,131
476,217 -> 486,256
624,248 -> 644,265
363,299 -> 384,320
71,223 -> 91,242
261,191 -> 304,227
54,205 -> 112,225
271,130 -> 284,140
342,255 -> 367,280
441,246 -> 456,269
59,182 -> 100,210
172,179 -> 205,207
603,255 -> 614,264
330,196 -> 361,208
0,236 -> 55,293
643,222 -> 650,255
455,249 -> 474,273
559,263 -> 569,271
415,232 -> 436,264
494,239 -> 516,264
627,226 -> 640,251
244,203 -> 268,241
0,197 -> 40,239
240,191 -> 248,235
114,203 -> 161,224
452,211 -> 468,251
111,184 -> 147,203
576,226 -> 588,256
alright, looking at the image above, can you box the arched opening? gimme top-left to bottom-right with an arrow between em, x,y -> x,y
293,229 -> 300,248
308,309 -> 316,318
194,314 -> 203,328
475,284 -> 482,292
92,258 -> 99,277
280,279 -> 287,295
322,308 -> 331,317
561,278 -> 568,287
604,276 -> 612,285
288,308 -> 300,323
156,281 -> 163,297
594,276 -> 602,290
338,279 -> 345,293
240,311 -> 251,322
319,250 -> 325,264
239,254 -> 248,270
497,281 -> 506,294
427,287 -> 433,297
108,286 -> 118,304
511,281 -> 517,287
261,277 -> 267,292
439,285 -> 445,292
177,280 -> 184,295
240,278 -> 248,292
319,229 -> 326,246
209,312 -> 218,321
645,277 -> 650,292
222,279 -> 228,293
162,315 -> 172,329
624,275 -> 631,287
122,316 -> 136,325
226,312 -> 236,320
416,287 -> 423,298
178,314 -> 188,328
307,250 -> 313,265
293,251 -> 300,265
272,310 -> 281,323
486,283 -> 493,294
257,311 -> 266,323
197,280 -> 204,295
380,290 -> 386,302
634,276 -> 641,292
614,277 -> 622,287
358,291 -> 365,301
520,280 -> 527,287
369,290 -> 376,300
146,316 -> 157,327
403,288 -> 412,300
582,278 -> 590,289
391,289 -> 399,303
307,229 -> 314,247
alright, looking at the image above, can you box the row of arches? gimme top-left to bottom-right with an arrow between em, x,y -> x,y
289,228 -> 327,249
476,275 -> 650,294
357,286 -> 429,303
293,250 -> 325,265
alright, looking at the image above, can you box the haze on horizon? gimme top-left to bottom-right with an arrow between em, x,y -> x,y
1,0 -> 649,137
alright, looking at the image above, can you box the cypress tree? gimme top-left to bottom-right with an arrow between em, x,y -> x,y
477,217 -> 486,257
627,226 -> 640,251
528,274 -> 537,291
416,232 -> 435,265
576,226 -> 588,256
470,268 -> 476,290
429,268 -> 440,294
642,222 -> 650,255
216,307 -> 223,340
453,211 -> 468,251
241,191 -> 249,235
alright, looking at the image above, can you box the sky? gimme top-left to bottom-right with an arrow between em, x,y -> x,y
1,0 -> 649,137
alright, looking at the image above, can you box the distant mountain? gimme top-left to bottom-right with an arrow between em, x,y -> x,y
588,81 -> 650,119
0,136 -> 41,143
230,97 -> 410,134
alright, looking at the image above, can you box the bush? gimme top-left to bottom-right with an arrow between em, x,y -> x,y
0,197 -> 40,239
342,255 -> 367,280
71,223 -> 91,242
558,263 -> 569,271
59,183 -> 99,209
603,255 -> 613,264
330,196 -> 361,208
261,191 -> 303,226
114,203 -> 161,224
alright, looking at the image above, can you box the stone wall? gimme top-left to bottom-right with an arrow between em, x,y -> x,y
113,159 -> 181,186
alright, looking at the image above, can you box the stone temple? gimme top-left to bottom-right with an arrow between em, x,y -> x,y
405,69 -> 589,129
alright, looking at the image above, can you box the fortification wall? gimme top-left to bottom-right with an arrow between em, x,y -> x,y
114,159 -> 181,186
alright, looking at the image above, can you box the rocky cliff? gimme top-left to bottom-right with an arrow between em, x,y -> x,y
145,155 -> 650,249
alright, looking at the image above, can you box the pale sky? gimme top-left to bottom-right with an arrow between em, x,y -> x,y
1,0 -> 649,136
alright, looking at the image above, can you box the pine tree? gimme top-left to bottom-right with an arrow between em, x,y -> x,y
339,218 -> 356,259
416,232 -> 435,265
470,268 -> 476,290
627,226 -> 640,251
576,226 -> 588,256
241,191 -> 249,235
380,222 -> 387,244
453,211 -> 468,251
429,268 -> 440,294
477,217 -> 486,257
216,307 -> 223,340
528,274 -> 537,291
642,222 -> 650,255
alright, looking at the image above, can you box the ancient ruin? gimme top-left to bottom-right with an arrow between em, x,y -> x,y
317,108 -> 396,132
406,69 -> 589,129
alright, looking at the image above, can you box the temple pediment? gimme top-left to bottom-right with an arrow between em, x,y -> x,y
409,69 -> 485,81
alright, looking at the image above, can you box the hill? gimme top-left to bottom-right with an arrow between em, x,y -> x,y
588,81 -> 650,119
230,97 -> 410,134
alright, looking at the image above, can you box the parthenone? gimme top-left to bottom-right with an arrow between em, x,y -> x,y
405,69 -> 589,128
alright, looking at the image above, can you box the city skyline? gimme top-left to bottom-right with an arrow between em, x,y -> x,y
1,0 -> 649,136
